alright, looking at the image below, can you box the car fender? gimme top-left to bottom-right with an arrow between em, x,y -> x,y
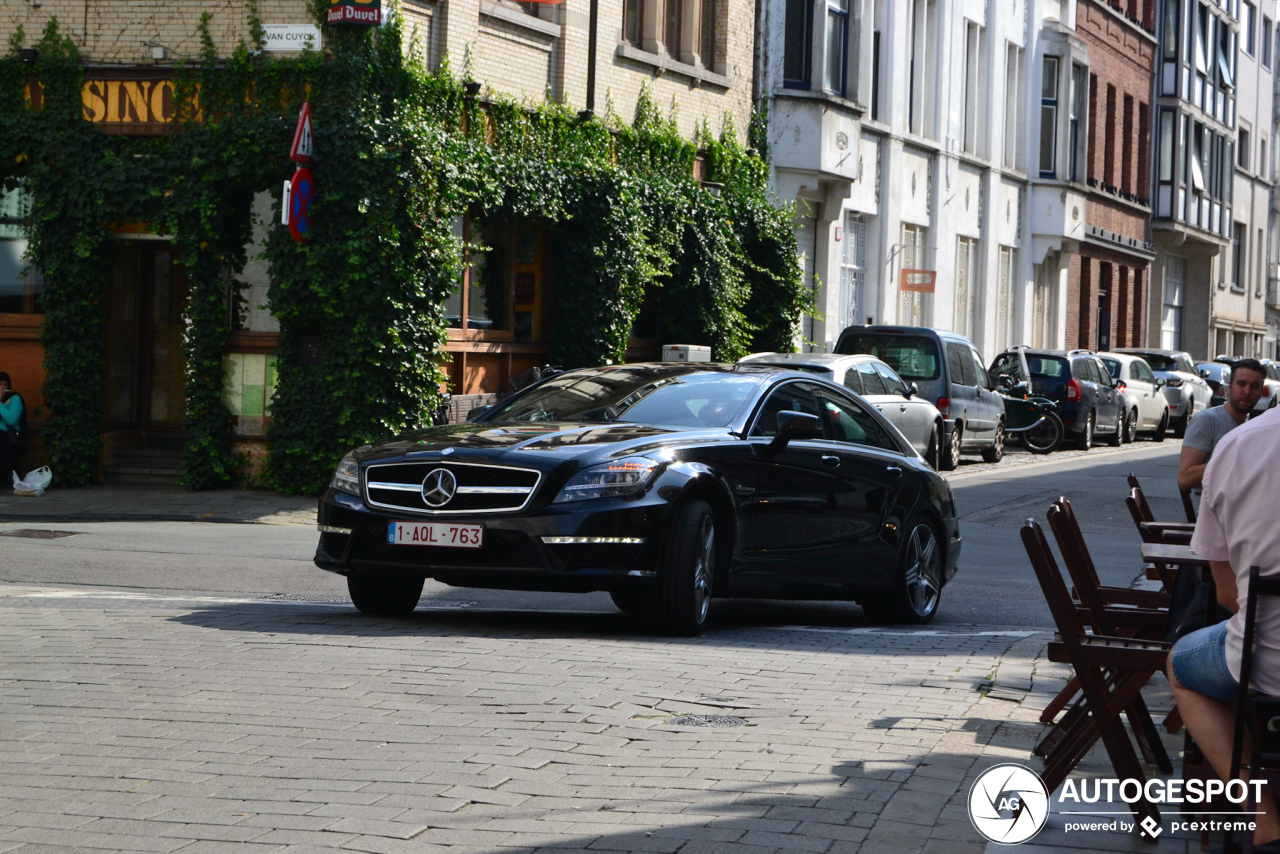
652,461 -> 739,583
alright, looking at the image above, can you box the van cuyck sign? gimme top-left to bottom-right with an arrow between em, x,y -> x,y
326,0 -> 382,27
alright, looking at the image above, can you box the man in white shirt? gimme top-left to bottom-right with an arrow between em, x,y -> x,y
1168,405 -> 1280,849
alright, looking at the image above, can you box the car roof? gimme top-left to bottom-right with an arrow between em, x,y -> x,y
1003,347 -> 1070,358
739,352 -> 876,369
1115,348 -> 1184,356
838,325 -> 972,343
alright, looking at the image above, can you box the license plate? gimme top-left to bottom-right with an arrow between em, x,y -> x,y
388,521 -> 484,549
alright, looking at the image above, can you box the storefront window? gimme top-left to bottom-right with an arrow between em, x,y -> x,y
447,212 -> 544,342
0,185 -> 43,315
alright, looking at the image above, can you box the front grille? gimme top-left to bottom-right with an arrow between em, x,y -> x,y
364,461 -> 541,515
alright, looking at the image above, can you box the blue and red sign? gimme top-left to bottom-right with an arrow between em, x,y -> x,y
289,167 -> 314,243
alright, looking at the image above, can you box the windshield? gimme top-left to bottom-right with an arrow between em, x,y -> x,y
1100,358 -> 1122,380
1027,355 -> 1069,379
837,334 -> 940,381
1136,353 -> 1178,371
479,369 -> 762,428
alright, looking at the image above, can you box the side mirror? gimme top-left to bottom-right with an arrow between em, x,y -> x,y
1155,378 -> 1167,388
996,374 -> 1015,390
1199,368 -> 1211,379
466,404 -> 494,421
904,382 -> 918,399
763,410 -> 822,456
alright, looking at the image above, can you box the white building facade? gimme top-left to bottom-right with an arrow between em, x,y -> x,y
761,0 -> 1088,360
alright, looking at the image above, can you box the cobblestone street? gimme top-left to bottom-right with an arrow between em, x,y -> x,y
0,587 -> 1050,854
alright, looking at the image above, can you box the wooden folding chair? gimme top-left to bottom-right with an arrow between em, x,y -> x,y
1040,500 -> 1173,773
1128,473 -> 1196,541
1225,566 -> 1280,854
1021,519 -> 1164,828
1180,487 -> 1197,523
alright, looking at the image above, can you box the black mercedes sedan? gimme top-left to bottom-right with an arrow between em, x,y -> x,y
315,364 -> 962,634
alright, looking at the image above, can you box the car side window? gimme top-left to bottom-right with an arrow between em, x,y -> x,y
873,362 -> 908,395
990,353 -> 1020,383
1129,362 -> 1142,382
970,350 -> 993,389
842,368 -> 864,395
1074,359 -> 1093,384
857,362 -> 888,395
752,382 -> 821,437
1094,359 -> 1114,386
946,343 -> 975,387
1136,361 -> 1156,384
817,390 -> 896,451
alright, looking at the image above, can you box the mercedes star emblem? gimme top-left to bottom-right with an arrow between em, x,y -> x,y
421,468 -> 458,508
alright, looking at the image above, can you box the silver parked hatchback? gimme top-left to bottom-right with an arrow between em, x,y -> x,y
738,352 -> 947,469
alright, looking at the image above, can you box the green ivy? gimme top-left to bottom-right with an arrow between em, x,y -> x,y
0,7 -> 806,495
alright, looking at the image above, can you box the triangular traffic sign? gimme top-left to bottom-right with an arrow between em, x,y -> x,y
290,102 -> 314,165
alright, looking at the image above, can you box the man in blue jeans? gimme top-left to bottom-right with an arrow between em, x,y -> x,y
1168,402 -> 1280,850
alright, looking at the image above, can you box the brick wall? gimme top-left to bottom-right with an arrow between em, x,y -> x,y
1068,246 -> 1149,350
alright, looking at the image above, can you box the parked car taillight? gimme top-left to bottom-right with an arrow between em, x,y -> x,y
1116,380 -> 1127,392
937,397 -> 951,418
1066,379 -> 1082,402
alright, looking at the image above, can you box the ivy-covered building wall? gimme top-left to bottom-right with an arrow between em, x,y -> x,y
0,7 -> 806,495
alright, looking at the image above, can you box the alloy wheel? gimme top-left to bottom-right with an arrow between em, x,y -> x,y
692,515 -> 714,626
1125,409 -> 1138,443
902,524 -> 941,619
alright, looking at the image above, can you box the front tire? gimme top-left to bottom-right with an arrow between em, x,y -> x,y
981,421 -> 1006,463
1152,408 -> 1168,442
940,423 -> 961,471
1174,398 -> 1193,439
1123,408 -> 1138,444
655,499 -> 715,636
348,574 -> 424,616
864,518 -> 943,625
1107,411 -> 1124,447
925,422 -> 942,470
1074,411 -> 1095,450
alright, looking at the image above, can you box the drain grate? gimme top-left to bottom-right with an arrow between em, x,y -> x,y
669,714 -> 745,728
0,529 -> 80,540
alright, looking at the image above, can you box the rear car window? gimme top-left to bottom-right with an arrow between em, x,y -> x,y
1139,353 -> 1179,371
1100,358 -> 1122,380
837,333 -> 941,381
1027,355 -> 1069,379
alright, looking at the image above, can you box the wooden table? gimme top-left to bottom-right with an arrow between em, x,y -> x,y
1137,521 -> 1194,544
1141,542 -> 1211,568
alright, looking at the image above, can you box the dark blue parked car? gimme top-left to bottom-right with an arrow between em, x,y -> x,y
988,348 -> 1123,449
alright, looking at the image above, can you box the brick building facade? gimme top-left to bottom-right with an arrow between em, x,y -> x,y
1067,0 -> 1155,352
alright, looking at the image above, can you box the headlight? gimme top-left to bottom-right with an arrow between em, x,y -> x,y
553,458 -> 659,504
330,451 -> 360,496
1163,378 -> 1183,388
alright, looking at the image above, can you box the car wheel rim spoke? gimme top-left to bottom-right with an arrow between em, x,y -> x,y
904,526 -> 937,616
693,519 -> 714,622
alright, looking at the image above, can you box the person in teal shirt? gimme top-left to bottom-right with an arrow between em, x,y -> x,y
0,371 -> 23,481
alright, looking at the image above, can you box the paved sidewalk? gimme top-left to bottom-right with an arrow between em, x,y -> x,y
0,485 -> 316,526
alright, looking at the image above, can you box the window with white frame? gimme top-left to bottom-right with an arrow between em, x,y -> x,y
1004,42 -> 1024,170
962,21 -> 986,155
995,245 -> 1017,353
1069,64 -> 1087,182
840,213 -> 866,329
1240,123 -> 1251,170
1162,255 -> 1185,350
899,224 -> 931,327
908,0 -> 938,138
1039,56 -> 1060,177
1264,16 -> 1273,69
1032,255 -> 1057,349
1244,2 -> 1256,57
954,236 -> 979,338
1233,223 -> 1247,290
825,0 -> 849,95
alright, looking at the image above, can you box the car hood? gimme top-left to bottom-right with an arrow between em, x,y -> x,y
354,421 -> 737,466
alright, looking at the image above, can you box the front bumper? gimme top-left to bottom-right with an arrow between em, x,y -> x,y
315,488 -> 670,594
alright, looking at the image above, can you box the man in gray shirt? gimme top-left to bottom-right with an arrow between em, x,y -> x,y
1178,359 -> 1266,491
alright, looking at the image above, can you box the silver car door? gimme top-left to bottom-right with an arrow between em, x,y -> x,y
856,361 -> 911,441
873,361 -> 930,454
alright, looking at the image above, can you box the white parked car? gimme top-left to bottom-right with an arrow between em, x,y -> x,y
738,352 -> 948,468
1114,348 -> 1213,437
1098,352 -> 1171,442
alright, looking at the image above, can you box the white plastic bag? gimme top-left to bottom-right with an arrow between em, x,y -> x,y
12,465 -> 51,497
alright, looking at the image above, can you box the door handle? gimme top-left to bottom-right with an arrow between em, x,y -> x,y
885,466 -> 903,476
821,454 -> 841,468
